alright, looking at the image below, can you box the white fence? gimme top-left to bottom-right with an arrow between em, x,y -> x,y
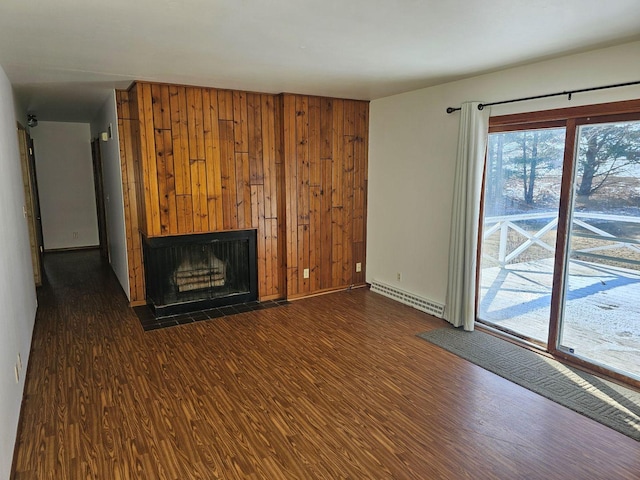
483,211 -> 640,267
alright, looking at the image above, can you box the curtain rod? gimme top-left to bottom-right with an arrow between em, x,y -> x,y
445,79 -> 640,114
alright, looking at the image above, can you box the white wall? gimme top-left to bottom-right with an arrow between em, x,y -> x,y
13,92 -> 26,128
90,92 -> 130,300
367,40 -> 640,308
30,121 -> 99,250
0,64 -> 37,480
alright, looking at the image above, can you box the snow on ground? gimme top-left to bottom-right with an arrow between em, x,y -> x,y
479,258 -> 640,379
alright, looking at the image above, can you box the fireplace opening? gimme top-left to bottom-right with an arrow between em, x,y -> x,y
142,230 -> 258,316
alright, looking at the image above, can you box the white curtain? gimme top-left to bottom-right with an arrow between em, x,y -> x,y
443,102 -> 490,331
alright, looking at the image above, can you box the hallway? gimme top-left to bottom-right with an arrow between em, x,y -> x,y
11,251 -> 640,479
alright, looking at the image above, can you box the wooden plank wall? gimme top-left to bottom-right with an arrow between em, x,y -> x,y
117,82 -> 368,302
282,94 -> 369,298
115,90 -> 146,304
127,82 -> 284,300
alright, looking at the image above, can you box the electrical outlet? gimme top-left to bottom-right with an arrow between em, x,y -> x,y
303,268 -> 310,279
73,232 -> 79,239
397,272 -> 402,281
355,262 -> 362,273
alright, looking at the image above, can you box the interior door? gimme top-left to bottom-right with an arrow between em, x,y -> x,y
28,138 -> 44,267
17,124 -> 44,285
91,138 -> 109,259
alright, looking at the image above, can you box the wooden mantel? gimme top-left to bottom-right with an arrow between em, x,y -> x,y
116,82 -> 368,305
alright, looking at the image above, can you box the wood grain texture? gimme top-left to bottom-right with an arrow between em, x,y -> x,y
12,250 -> 640,479
116,90 -> 146,304
16,125 -> 42,286
282,94 -> 369,298
127,82 -> 284,300
120,82 -> 367,302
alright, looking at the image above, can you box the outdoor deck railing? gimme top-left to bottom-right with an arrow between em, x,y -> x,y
483,211 -> 640,267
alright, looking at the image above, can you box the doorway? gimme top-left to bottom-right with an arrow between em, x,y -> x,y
91,138 -> 109,259
17,124 -> 44,286
477,101 -> 640,383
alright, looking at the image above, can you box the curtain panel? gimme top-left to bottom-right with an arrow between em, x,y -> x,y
444,102 -> 490,331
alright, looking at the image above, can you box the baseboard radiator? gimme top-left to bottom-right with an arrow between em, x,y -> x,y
370,280 -> 445,318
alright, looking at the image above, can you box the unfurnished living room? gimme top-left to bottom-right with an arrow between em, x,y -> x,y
1,1 -> 640,479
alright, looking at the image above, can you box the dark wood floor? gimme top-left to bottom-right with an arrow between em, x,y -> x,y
12,251 -> 640,479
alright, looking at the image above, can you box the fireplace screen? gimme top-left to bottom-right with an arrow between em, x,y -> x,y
142,230 -> 257,316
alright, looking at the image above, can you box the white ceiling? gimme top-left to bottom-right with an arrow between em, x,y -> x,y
1,0 -> 640,123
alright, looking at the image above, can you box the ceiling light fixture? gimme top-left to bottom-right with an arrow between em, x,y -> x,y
27,114 -> 38,128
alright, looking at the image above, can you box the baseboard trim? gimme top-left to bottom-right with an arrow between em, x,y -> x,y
44,245 -> 100,253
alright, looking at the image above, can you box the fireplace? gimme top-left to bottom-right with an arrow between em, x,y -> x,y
142,230 -> 258,316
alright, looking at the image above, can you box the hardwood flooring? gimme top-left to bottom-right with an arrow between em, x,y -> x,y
12,251 -> 640,479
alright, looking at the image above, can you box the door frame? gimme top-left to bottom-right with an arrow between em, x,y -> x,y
17,123 -> 44,285
478,98 -> 640,389
91,138 -> 109,259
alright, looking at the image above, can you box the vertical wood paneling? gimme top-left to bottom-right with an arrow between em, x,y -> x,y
233,91 -> 251,228
251,184 -> 267,297
219,120 -> 238,230
187,87 -> 206,232
320,99 -> 334,290
130,102 -> 147,303
282,94 -> 369,298
158,85 -> 178,234
320,158 -> 333,290
353,241 -> 366,285
264,217 -> 273,294
129,86 -> 148,240
274,98 -> 286,298
310,186 -> 321,292
121,82 -> 366,303
194,89 -> 209,233
116,89 -> 145,305
154,129 -> 169,234
233,91 -> 249,153
169,86 -> 184,224
139,83 -> 161,236
235,152 -> 251,228
298,224 -> 308,293
218,90 -> 234,121
342,134 -> 355,286
296,96 -> 310,226
202,90 -> 224,231
247,93 -> 264,185
171,86 -> 194,234
354,102 -> 369,285
125,82 -> 286,300
308,97 -> 321,291
331,100 -> 345,287
283,95 -> 298,294
151,84 -> 176,235
308,97 -> 321,188
296,96 -> 310,294
262,96 -> 278,220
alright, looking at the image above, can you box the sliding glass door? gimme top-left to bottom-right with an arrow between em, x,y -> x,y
478,127 -> 566,344
477,104 -> 640,383
558,119 -> 640,379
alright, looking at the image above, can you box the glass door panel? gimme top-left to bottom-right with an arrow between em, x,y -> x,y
559,120 -> 640,380
478,127 -> 566,344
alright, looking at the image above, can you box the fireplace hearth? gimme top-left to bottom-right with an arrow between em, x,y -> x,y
142,230 -> 258,316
